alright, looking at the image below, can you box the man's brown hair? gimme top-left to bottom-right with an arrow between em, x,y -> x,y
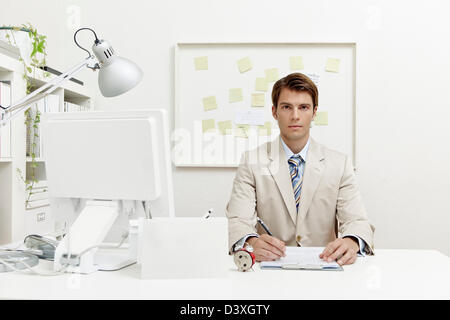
271,72 -> 318,108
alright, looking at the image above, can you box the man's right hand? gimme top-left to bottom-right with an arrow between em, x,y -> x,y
247,234 -> 286,262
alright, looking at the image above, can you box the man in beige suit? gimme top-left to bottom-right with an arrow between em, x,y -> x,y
226,73 -> 374,266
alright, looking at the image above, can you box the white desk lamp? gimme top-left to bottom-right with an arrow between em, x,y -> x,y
0,27 -> 143,125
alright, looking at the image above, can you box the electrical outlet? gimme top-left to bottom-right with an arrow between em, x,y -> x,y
37,212 -> 45,222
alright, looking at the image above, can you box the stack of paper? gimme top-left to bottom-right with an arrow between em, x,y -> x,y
64,101 -> 87,112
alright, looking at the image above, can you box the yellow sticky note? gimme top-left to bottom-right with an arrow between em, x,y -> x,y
314,111 -> 328,125
229,88 -> 243,103
234,124 -> 249,138
258,122 -> 272,136
265,68 -> 279,82
325,58 -> 340,73
251,93 -> 265,107
255,78 -> 268,92
290,56 -> 304,70
194,56 -> 208,70
202,119 -> 216,133
237,56 -> 252,73
203,96 -> 218,111
218,120 -> 232,135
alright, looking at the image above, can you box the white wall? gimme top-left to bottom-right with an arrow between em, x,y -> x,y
2,0 -> 449,255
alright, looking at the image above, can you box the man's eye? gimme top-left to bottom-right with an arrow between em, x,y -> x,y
282,105 -> 290,109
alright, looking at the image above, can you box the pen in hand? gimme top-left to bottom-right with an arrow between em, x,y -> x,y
257,217 -> 273,236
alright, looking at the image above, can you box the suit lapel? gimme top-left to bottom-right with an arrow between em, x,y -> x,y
267,137 -> 297,225
297,138 -> 325,222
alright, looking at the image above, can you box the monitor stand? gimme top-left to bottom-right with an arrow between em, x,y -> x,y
53,200 -> 139,274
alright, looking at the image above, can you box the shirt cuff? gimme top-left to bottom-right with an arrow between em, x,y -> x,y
232,233 -> 259,252
343,234 -> 366,257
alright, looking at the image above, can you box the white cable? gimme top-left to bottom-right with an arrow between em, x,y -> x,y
75,232 -> 129,260
0,232 -> 129,275
0,257 -> 68,276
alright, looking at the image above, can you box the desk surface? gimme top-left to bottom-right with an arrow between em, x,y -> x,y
1,249 -> 450,300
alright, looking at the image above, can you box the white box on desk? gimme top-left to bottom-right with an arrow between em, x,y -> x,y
140,217 -> 229,279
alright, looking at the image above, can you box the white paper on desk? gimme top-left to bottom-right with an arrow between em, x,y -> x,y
235,109 -> 265,126
260,247 -> 341,269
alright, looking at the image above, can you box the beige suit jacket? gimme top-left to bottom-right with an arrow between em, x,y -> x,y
226,136 -> 375,254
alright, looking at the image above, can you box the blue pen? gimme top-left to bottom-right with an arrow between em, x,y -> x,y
257,217 -> 273,236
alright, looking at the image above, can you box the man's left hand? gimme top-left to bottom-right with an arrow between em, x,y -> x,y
319,238 -> 359,266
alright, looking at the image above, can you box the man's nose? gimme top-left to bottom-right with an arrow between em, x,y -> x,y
291,108 -> 300,120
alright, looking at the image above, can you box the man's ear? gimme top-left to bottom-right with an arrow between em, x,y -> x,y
272,105 -> 278,120
313,106 -> 318,118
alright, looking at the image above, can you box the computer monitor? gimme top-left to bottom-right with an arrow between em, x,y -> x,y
41,109 -> 175,273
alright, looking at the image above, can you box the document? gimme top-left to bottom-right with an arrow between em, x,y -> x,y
260,247 -> 343,271
304,72 -> 320,87
235,109 -> 265,126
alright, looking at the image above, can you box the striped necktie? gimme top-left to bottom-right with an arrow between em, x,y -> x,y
288,155 -> 304,213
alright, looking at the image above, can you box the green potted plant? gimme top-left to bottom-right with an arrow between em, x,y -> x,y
0,23 -> 49,207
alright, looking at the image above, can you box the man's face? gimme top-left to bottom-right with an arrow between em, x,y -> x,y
272,88 -> 317,143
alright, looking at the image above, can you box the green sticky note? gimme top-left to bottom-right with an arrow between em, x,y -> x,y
251,93 -> 265,107
194,56 -> 208,70
237,56 -> 252,73
234,124 -> 249,138
218,120 -> 233,135
258,122 -> 272,136
229,88 -> 243,103
314,111 -> 328,125
265,68 -> 279,82
255,77 -> 268,92
325,58 -> 340,73
202,119 -> 216,133
203,96 -> 218,111
290,56 -> 304,70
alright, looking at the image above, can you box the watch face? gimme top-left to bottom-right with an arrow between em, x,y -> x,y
234,250 -> 254,272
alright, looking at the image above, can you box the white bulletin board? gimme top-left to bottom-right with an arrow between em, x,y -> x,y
174,42 -> 356,167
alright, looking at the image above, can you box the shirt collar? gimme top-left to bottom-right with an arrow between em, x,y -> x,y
280,136 -> 310,161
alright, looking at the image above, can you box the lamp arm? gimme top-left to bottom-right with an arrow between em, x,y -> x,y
0,56 -> 98,125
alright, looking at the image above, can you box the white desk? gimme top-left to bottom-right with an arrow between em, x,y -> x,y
1,249 -> 449,299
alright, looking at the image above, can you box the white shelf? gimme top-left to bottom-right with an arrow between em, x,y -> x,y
26,157 -> 45,162
28,67 -> 91,98
0,47 -> 93,245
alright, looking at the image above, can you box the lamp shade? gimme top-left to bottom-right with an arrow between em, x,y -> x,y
92,40 -> 143,97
